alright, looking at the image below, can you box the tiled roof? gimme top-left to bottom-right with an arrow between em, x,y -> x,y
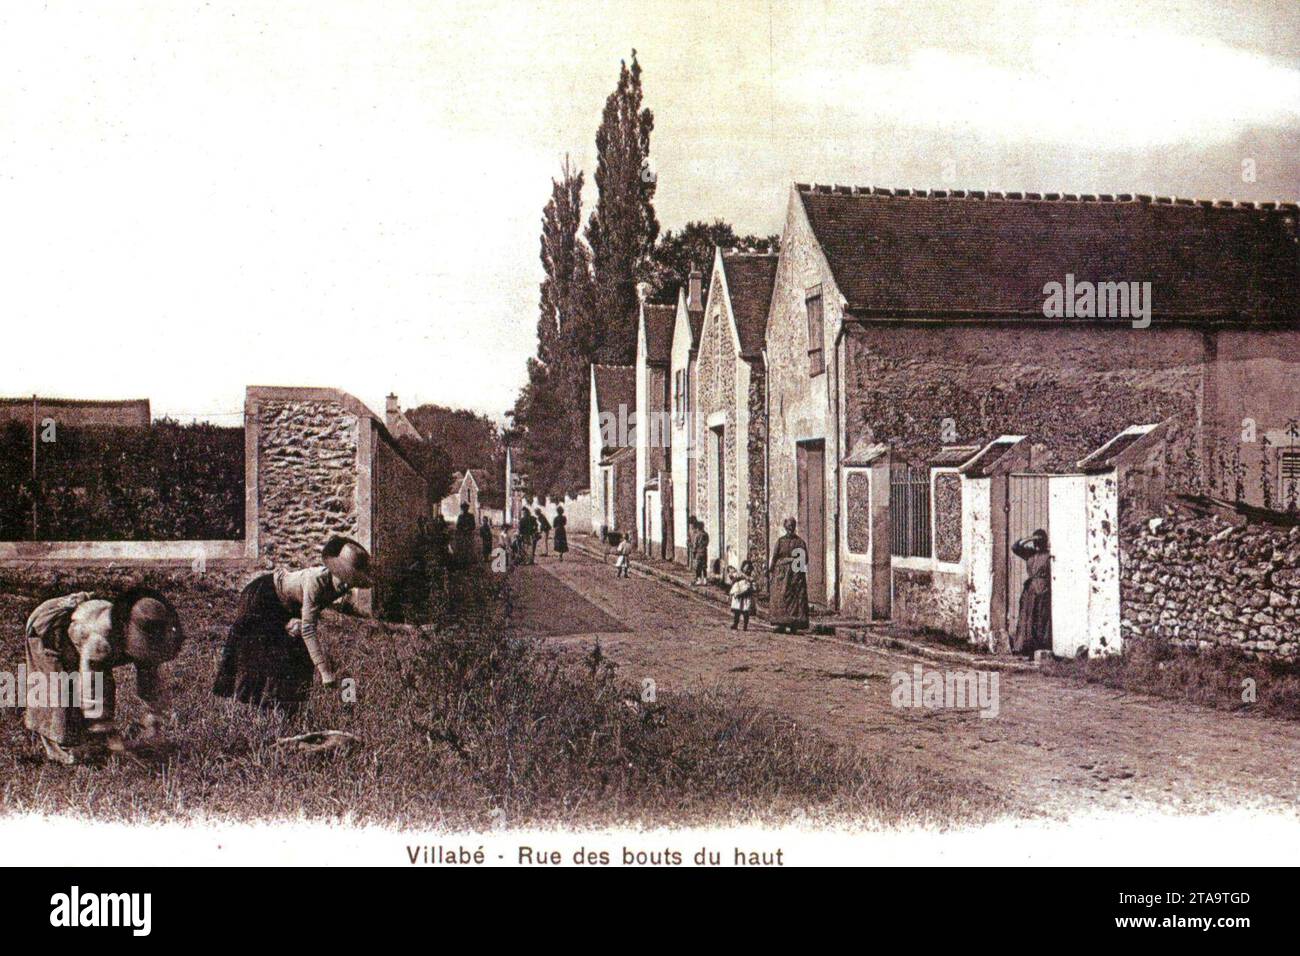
720,252 -> 779,357
642,303 -> 676,365
592,363 -> 635,418
797,185 -> 1299,321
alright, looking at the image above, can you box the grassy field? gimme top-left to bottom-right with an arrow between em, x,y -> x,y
1043,636 -> 1300,722
0,568 -> 1006,829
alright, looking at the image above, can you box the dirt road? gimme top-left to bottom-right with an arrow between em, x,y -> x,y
509,549 -> 1300,819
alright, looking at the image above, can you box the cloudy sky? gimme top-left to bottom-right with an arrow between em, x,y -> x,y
2,0 -> 1297,425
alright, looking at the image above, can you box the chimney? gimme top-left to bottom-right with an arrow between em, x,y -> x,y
687,266 -> 702,310
385,393 -> 400,429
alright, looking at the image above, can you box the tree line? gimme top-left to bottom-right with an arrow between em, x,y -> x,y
511,51 -> 777,500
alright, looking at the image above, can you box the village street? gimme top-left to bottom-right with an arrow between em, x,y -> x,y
508,545 -> 1300,820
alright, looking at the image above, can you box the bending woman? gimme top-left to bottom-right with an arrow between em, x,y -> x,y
214,536 -> 373,712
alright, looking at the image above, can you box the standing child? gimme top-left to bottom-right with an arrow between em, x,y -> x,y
614,536 -> 632,578
728,560 -> 756,630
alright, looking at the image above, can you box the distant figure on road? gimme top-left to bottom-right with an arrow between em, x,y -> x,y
535,508 -> 551,557
454,503 -> 477,566
552,506 -> 568,561
691,519 -> 709,586
768,517 -> 809,634
518,508 -> 538,565
1011,528 -> 1052,656
214,536 -> 372,713
728,559 -> 756,631
429,513 -> 451,568
24,587 -> 184,765
614,536 -> 632,578
479,515 -> 493,560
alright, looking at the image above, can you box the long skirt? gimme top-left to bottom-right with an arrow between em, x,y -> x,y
1013,582 -> 1052,655
769,559 -> 809,629
553,527 -> 567,553
213,574 -> 313,711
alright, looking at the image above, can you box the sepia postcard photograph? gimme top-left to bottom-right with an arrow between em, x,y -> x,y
1,0 -> 1296,928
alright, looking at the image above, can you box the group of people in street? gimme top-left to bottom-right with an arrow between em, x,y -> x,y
503,505 -> 567,566
620,514 -> 810,635
427,502 -> 568,570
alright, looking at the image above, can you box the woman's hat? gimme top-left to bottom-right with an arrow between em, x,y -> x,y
322,536 -> 374,588
112,588 -> 184,665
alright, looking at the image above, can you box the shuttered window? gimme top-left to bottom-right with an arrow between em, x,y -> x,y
806,289 -> 824,376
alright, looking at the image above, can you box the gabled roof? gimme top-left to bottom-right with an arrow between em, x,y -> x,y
796,184 -> 1299,321
641,303 -> 676,365
591,363 -> 635,418
719,252 -> 779,357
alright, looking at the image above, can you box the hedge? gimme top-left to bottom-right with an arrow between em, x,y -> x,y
0,420 -> 244,541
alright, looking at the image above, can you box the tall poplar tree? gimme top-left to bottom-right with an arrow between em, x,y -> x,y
586,51 -> 658,364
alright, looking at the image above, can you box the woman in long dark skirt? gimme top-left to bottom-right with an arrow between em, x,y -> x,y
768,517 -> 810,634
1011,528 -> 1052,656
213,536 -> 373,712
552,506 -> 568,561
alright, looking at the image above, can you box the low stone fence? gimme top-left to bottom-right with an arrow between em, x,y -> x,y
1121,516 -> 1300,659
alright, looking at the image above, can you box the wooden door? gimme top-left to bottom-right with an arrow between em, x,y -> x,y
797,440 -> 826,602
1005,474 -> 1051,638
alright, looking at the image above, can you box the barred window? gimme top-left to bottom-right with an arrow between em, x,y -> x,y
890,462 -> 932,558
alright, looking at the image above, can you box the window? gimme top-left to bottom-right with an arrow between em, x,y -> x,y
1281,449 -> 1300,506
674,368 -> 687,423
805,289 -> 824,376
890,463 -> 932,558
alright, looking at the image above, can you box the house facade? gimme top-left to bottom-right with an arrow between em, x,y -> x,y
589,363 -> 636,537
634,296 -> 677,558
767,182 -> 1300,652
439,468 -> 487,522
693,249 -> 778,578
669,269 -> 704,563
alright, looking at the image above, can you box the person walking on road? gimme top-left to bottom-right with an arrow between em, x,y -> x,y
535,508 -> 551,557
552,506 -> 568,561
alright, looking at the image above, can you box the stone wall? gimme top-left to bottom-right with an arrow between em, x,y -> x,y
745,363 -> 769,579
844,323 -> 1204,482
252,396 -> 360,570
1121,516 -> 1300,659
766,188 -> 842,605
246,386 -> 428,616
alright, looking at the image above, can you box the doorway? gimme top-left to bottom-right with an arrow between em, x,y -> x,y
711,424 -> 725,568
1005,473 -> 1051,638
796,440 -> 826,603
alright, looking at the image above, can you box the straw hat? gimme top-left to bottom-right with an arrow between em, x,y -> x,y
114,590 -> 184,664
322,536 -> 374,589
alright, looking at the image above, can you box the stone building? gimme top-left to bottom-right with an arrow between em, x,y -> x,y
439,468 -> 488,522
766,182 -> 1300,653
694,249 -> 778,578
669,268 -> 705,563
589,363 -> 635,536
634,295 -> 677,558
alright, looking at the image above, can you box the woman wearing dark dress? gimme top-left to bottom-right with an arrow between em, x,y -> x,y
213,536 -> 373,712
552,506 -> 568,561
1011,528 -> 1052,656
768,517 -> 810,634
479,516 -> 493,560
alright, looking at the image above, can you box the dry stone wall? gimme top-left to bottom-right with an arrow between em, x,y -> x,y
1122,516 -> 1300,659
